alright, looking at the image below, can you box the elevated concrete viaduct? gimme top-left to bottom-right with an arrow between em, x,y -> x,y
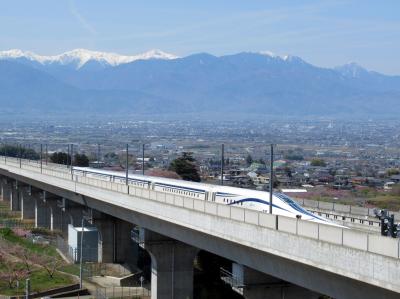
0,158 -> 400,299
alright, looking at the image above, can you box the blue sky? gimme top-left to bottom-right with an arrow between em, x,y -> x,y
0,0 -> 399,74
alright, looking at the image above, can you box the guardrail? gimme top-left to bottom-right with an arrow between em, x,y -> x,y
0,156 -> 399,260
309,210 -> 381,228
296,197 -> 400,219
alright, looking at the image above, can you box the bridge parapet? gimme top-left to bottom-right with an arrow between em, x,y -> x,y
0,155 -> 399,261
2,156 -> 400,298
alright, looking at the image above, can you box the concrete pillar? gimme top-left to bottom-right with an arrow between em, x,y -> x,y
35,197 -> 49,229
1,180 -> 12,202
90,212 -> 138,266
241,266 -> 321,299
20,189 -> 35,220
10,182 -> 21,211
56,201 -> 84,238
0,179 -> 3,200
142,230 -> 198,299
47,199 -> 63,231
93,213 -> 115,263
114,219 -> 138,268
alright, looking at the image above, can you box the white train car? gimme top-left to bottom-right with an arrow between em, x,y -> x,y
73,167 -> 338,226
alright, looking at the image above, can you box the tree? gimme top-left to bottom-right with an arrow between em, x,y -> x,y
74,153 -> 89,167
0,145 -> 39,160
104,152 -> 118,164
284,166 -> 292,178
284,153 -> 304,161
14,247 -> 33,272
169,152 -> 201,182
118,152 -> 136,169
246,154 -> 253,166
386,168 -> 400,176
0,252 -> 28,288
310,158 -> 326,167
33,255 -> 63,279
50,152 -> 71,165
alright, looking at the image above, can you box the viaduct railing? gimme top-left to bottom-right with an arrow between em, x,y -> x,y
0,156 -> 399,260
296,197 -> 400,219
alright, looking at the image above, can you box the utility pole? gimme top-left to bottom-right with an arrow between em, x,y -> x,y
142,143 -> 145,175
79,218 -> 85,289
70,144 -> 74,174
126,144 -> 129,185
19,144 -> 22,168
40,144 -> 43,173
45,144 -> 48,165
269,144 -> 274,214
67,144 -> 70,167
25,278 -> 30,299
221,144 -> 224,185
97,144 -> 100,163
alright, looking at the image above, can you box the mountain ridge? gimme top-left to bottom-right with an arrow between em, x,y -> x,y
0,50 -> 399,118
0,48 -> 179,69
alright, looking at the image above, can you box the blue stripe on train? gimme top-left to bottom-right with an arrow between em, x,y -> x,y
226,198 -> 288,212
227,197 -> 325,221
154,183 -> 205,193
274,193 -> 321,220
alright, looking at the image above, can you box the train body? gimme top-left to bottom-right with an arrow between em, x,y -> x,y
73,167 -> 339,226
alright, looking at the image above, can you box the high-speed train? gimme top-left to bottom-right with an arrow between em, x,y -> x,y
73,167 -> 339,226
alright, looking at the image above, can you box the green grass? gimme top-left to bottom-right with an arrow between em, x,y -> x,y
0,228 -> 58,257
59,264 -> 80,276
366,195 -> 400,210
0,268 -> 75,296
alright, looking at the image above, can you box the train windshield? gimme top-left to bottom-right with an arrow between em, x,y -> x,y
274,192 -> 309,214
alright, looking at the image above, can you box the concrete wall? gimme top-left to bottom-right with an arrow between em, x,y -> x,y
1,158 -> 399,260
1,157 -> 400,299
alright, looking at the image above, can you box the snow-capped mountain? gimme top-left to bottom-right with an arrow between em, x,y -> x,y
1,50 -> 400,118
335,62 -> 371,78
0,48 -> 179,69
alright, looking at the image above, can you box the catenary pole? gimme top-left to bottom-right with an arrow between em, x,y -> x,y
269,144 -> 274,214
142,143 -> 145,175
70,144 -> 74,174
126,144 -> 129,185
40,144 -> 43,173
221,144 -> 224,185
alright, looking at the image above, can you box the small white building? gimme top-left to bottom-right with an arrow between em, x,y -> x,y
68,224 -> 99,263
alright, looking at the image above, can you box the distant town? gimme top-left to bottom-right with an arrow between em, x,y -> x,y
2,118 -> 400,210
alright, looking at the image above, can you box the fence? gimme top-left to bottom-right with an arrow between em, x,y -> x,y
296,197 -> 400,219
0,218 -> 33,229
55,236 -> 99,264
1,156 -> 400,260
94,286 -> 150,299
